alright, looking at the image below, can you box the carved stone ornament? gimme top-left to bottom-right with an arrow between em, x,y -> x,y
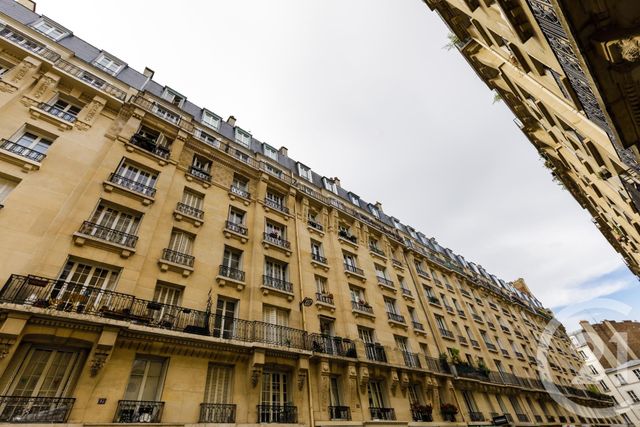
89,351 -> 110,377
400,372 -> 410,390
251,366 -> 263,388
298,370 -> 307,390
390,369 -> 400,394
358,366 -> 370,389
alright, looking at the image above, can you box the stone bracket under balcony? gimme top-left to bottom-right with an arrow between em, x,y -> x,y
344,270 -> 366,283
72,231 -> 135,259
102,180 -> 154,206
228,188 -> 251,206
260,285 -> 294,301
120,136 -> 171,167
261,200 -> 291,221
28,105 -> 74,131
185,169 -> 211,189
337,235 -> 358,250
173,210 -> 203,227
224,227 -> 248,244
310,257 -> 329,272
387,319 -> 408,330
352,308 -> 375,321
158,258 -> 193,277
315,299 -> 335,313
215,275 -> 245,291
262,240 -> 292,257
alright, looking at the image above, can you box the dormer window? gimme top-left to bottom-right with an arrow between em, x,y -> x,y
32,19 -> 69,41
93,53 -> 124,76
322,177 -> 338,194
392,218 -> 402,230
369,204 -> 379,219
297,163 -> 312,181
161,88 -> 186,107
201,110 -> 221,130
263,143 -> 278,161
235,128 -> 251,147
349,193 -> 360,206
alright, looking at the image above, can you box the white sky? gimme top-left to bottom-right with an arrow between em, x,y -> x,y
35,0 -> 635,311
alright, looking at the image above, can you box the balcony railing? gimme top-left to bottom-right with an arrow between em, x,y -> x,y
264,198 -> 289,214
387,312 -> 405,323
501,349 -> 510,357
401,287 -> 412,297
344,263 -> 364,276
307,334 -> 356,358
108,173 -> 156,197
425,356 -> 449,374
311,252 -> 327,264
0,139 -> 46,162
114,400 -> 164,423
402,351 -> 421,368
225,221 -> 248,235
257,404 -> 297,423
351,300 -> 373,314
262,275 -> 293,294
369,245 -> 385,257
458,335 -> 468,345
199,403 -> 236,423
517,413 -> 529,422
470,339 -> 480,348
377,276 -> 394,288
0,396 -> 75,423
469,411 -> 485,421
315,292 -> 334,305
439,328 -> 454,339
369,407 -> 395,420
189,165 -> 211,182
329,406 -> 351,420
485,342 -> 497,352
411,408 -> 433,422
161,248 -> 194,267
263,232 -> 291,249
129,133 -> 170,159
176,202 -> 204,220
219,265 -> 245,282
472,313 -> 482,322
416,268 -> 430,279
230,185 -> 250,199
77,221 -> 138,248
37,103 -> 77,123
338,230 -> 358,244
427,296 -> 440,306
412,321 -> 424,331
392,259 -> 403,268
364,343 -> 387,362
308,218 -> 323,231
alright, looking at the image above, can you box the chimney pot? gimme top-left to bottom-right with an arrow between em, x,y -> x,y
227,116 -> 236,126
332,177 -> 341,187
279,146 -> 288,157
375,201 -> 383,211
143,67 -> 154,78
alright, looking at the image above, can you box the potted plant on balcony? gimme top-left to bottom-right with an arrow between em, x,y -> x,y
449,348 -> 461,364
410,403 -> 433,421
439,352 -> 449,368
440,403 -> 458,422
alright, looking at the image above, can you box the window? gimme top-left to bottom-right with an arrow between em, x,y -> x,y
343,252 -> 357,268
264,258 -> 288,281
395,335 -> 410,352
369,205 -> 380,219
51,98 -> 82,117
599,380 -> 610,392
87,201 -> 141,241
0,175 -> 18,206
152,103 -> 180,124
32,19 -> 68,40
375,264 -> 388,280
434,315 -> 447,331
367,381 -> 386,409
350,286 -> 366,305
262,306 -> 289,345
358,326 -> 374,343
349,193 -> 360,206
57,259 -> 120,293
204,364 -> 233,404
115,160 -> 158,189
329,377 -> 343,407
0,59 -> 13,77
627,390 -> 639,403
201,110 -> 221,130
228,207 -> 245,225
260,371 -> 289,422
266,190 -> 285,208
232,174 -> 249,192
168,229 -> 194,255
408,383 -> 423,405
196,128 -> 220,147
615,373 -> 627,385
634,369 -> 640,381
311,240 -> 324,262
463,391 -> 479,413
265,221 -> 285,240
315,275 -> 328,294
297,163 -> 312,181
384,297 -> 398,314
213,297 -> 237,338
589,365 -> 598,375
151,282 -> 183,324
322,177 -> 338,193
161,88 -> 185,107
263,144 -> 278,160
222,247 -> 242,270
123,356 -> 167,402
93,53 -> 124,75
578,350 -> 588,360
424,286 -> 435,298
235,128 -> 251,147
182,188 -> 204,210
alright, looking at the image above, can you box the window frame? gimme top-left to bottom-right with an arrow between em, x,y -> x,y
93,53 -> 125,76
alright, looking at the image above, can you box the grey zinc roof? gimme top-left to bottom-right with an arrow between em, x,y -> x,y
0,0 -> 38,24
58,36 -> 100,63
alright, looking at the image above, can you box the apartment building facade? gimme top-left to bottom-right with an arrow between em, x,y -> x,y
0,0 -> 620,426
424,0 -> 640,278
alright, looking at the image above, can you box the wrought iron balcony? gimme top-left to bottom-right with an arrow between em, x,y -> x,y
351,300 -> 373,314
218,265 -> 245,282
199,403 -> 236,423
501,325 -> 511,333
471,313 -> 483,322
392,259 -> 403,268
189,165 -> 211,182
77,221 -> 138,248
411,407 -> 433,422
377,276 -> 394,288
469,411 -> 485,421
369,245 -> 385,257
264,198 -> 289,214
344,263 -> 364,276
0,396 -> 75,423
485,342 -> 497,352
439,328 -> 454,339
114,400 -> 164,423
37,103 -> 77,123
176,202 -> 204,220
262,275 -> 293,294
460,289 -> 471,297
364,343 -> 387,362
416,268 -> 430,279
230,185 -> 250,199
458,335 -> 468,345
488,302 -> 498,310
329,406 -> 351,420
307,333 -> 356,358
517,413 -> 529,422
0,139 -> 46,162
412,321 -> 424,331
311,252 -> 327,264
225,220 -> 247,236
108,173 -> 157,197
387,312 -> 405,323
428,296 -> 440,306
257,404 -> 297,423
307,218 -> 324,231
470,339 -> 480,348
369,407 -> 395,420
130,133 -> 170,159
444,304 -> 454,314
315,292 -> 334,305
487,321 -> 496,329
401,287 -> 412,297
161,248 -> 194,267
338,229 -> 357,244
457,309 -> 466,317
263,232 -> 291,249
402,351 -> 421,368
501,349 -> 510,357
514,351 -> 524,359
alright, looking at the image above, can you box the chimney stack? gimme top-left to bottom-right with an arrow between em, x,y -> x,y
332,177 -> 341,187
227,116 -> 236,126
375,201 -> 383,211
16,0 -> 36,11
143,67 -> 154,79
279,146 -> 288,157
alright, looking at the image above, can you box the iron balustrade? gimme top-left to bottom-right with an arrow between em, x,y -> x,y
315,292 -> 334,305
501,325 -> 511,333
108,173 -> 157,197
130,96 -> 191,130
469,412 -> 485,421
77,221 -> 138,248
411,408 -> 433,422
328,406 -> 351,420
369,245 -> 385,257
189,165 -> 211,182
176,202 -> 204,220
454,363 -> 490,381
401,287 -> 412,297
460,289 -> 471,297
230,185 -> 250,199
351,300 -> 373,314
0,396 -> 75,423
369,407 -> 395,420
458,335 -> 468,345
377,276 -> 394,288
444,304 -> 454,313
434,279 -> 443,287
262,275 -> 293,293
225,220 -> 248,235
470,339 -> 480,348
264,198 -> 289,214
364,343 -> 387,362
426,356 -> 449,374
344,263 -> 364,276
428,296 -> 441,306
517,413 -> 529,422
129,133 -> 170,159
472,313 -> 483,322
457,309 -> 466,317
218,265 -> 245,282
37,103 -> 77,123
546,415 -> 556,422
412,321 -> 424,331
439,328 -> 454,339
489,302 -> 498,310
311,252 -> 327,264
534,414 -> 543,423
387,312 -> 405,323
307,218 -> 324,231
263,232 -> 291,249
501,349 -> 510,357
445,283 -> 454,291
402,351 -> 421,368
0,139 -> 46,162
392,259 -> 403,268
307,333 -> 356,357
338,230 -> 358,244
161,248 -> 195,267
257,405 -> 297,423
487,321 -> 496,329
199,403 -> 236,423
514,351 -> 524,359
416,269 -> 430,279
114,400 -> 164,423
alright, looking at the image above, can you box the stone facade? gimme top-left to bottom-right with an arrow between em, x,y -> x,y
0,0 -> 622,426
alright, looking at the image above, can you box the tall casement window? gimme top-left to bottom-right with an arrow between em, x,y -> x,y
48,97 -> 82,119
201,364 -> 235,422
151,282 -> 183,325
167,229 -> 194,255
262,305 -> 289,345
84,201 -> 141,246
0,175 -> 18,206
367,381 -> 387,413
358,326 -> 375,344
264,259 -> 288,281
259,371 -> 291,422
231,174 -> 249,197
117,356 -> 167,422
114,160 -> 158,192
4,129 -> 54,161
265,190 -> 285,209
53,260 -> 120,310
222,246 -> 242,271
213,297 -> 237,339
181,188 -> 204,211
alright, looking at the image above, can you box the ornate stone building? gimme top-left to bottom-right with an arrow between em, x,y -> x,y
424,0 -> 640,278
0,0 -> 620,426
